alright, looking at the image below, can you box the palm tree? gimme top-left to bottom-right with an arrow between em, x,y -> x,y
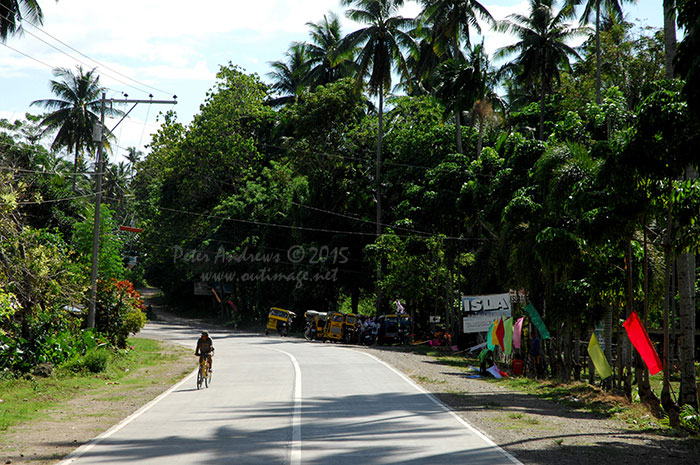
496,0 -> 586,140
304,12 -> 357,89
267,43 -> 311,107
342,0 -> 414,236
31,66 -> 120,191
125,146 -> 143,179
434,58 -> 480,153
0,0 -> 43,42
569,0 -> 630,104
420,0 -> 493,58
663,0 -> 676,78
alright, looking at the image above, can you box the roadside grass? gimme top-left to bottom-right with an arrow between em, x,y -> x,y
0,337 -> 190,433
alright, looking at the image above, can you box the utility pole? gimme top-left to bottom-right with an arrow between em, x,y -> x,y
87,94 -> 177,328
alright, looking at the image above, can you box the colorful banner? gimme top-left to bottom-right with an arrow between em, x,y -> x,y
479,348 -> 489,363
495,318 -> 505,348
513,316 -> 525,349
623,312 -> 662,376
504,317 -> 513,355
524,303 -> 550,339
486,320 -> 495,350
587,333 -> 612,379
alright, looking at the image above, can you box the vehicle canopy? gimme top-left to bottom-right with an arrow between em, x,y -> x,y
269,307 -> 295,319
305,310 -> 327,321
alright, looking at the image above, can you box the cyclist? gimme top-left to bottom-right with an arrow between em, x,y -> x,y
195,331 -> 214,372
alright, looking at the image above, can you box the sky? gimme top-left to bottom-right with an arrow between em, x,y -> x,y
1,0 -> 667,165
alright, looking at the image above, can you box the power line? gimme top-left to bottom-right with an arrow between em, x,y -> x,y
0,4 -> 174,97
1,41 -> 55,69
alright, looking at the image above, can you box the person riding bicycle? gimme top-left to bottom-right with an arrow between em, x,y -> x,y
195,331 -> 214,372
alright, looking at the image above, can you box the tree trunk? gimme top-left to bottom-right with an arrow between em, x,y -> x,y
623,241 -> 634,400
455,108 -> 463,154
604,305 -> 613,390
595,4 -> 601,105
477,118 -> 484,157
678,166 -> 698,409
538,79 -> 546,140
638,221 -> 662,414
663,0 -> 677,79
375,90 -> 384,314
678,249 -> 698,409
662,192 -> 680,426
72,140 -> 80,192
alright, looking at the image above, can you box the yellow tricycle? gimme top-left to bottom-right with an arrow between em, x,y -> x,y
265,307 -> 296,336
323,311 -> 345,342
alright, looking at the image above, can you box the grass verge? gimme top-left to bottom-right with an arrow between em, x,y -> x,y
0,337 -> 191,433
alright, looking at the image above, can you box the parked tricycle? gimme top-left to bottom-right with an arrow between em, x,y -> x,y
265,307 -> 295,336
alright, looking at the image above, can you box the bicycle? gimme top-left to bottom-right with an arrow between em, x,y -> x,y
196,353 -> 212,389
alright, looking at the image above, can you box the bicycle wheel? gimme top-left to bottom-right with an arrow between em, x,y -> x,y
196,365 -> 204,389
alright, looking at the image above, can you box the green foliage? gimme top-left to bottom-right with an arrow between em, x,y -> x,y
72,204 -> 125,281
680,404 -> 700,435
95,280 -> 147,348
62,347 -> 110,374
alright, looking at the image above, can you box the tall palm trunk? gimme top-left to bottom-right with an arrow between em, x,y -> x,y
677,167 -> 698,409
376,89 -> 384,313
72,140 -> 80,192
677,249 -> 698,409
538,76 -> 546,140
453,39 -> 463,154
663,0 -> 677,79
477,116 -> 485,157
623,240 -> 634,400
662,190 -> 680,425
638,221 -> 661,414
595,2 -> 601,104
604,304 -> 613,390
455,107 -> 463,154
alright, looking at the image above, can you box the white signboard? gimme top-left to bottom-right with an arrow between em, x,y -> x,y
462,293 -> 512,334
194,282 -> 210,296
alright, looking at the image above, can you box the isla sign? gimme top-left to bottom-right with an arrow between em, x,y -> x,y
462,293 -> 512,334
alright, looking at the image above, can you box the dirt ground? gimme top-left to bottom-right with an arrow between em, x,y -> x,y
359,346 -> 700,465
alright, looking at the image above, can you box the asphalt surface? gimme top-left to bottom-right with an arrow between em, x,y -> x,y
58,318 -> 519,465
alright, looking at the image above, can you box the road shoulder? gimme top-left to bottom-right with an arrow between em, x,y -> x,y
360,346 -> 700,465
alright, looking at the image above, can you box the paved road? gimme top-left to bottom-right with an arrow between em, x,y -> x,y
59,318 -> 520,465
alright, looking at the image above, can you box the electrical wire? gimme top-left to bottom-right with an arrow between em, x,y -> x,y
0,4 -> 174,97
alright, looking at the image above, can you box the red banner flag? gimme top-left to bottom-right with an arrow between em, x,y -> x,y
623,312 -> 662,375
495,317 -> 505,349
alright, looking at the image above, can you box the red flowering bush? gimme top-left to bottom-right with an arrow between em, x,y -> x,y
95,279 -> 147,348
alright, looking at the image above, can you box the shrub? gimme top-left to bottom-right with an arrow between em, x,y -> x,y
62,347 -> 110,374
95,279 -> 147,348
680,404 -> 700,435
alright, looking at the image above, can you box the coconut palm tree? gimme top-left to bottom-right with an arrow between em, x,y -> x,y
569,0 -> 630,104
342,0 -> 414,236
31,66 -> 120,191
496,0 -> 587,140
434,58 -> 480,154
267,43 -> 311,107
419,0 -> 493,58
0,0 -> 43,42
304,12 -> 357,89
